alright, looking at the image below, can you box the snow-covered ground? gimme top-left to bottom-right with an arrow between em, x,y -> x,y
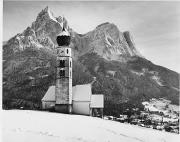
2,110 -> 179,142
151,75 -> 163,86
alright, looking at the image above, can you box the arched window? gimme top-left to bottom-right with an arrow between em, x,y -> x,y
60,60 -> 65,67
60,70 -> 65,77
67,49 -> 69,54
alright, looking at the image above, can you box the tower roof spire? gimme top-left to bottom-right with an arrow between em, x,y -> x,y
56,15 -> 71,46
58,16 -> 70,37
62,20 -> 65,32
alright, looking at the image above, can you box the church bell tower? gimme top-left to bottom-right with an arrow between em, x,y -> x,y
55,26 -> 72,113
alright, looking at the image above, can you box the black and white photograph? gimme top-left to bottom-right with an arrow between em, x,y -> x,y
1,0 -> 180,142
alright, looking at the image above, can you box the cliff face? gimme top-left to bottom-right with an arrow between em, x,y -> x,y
4,8 -> 142,62
3,6 -> 66,58
123,31 -> 142,57
3,7 -> 179,110
70,22 -> 142,61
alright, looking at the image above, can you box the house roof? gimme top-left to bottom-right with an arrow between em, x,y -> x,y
90,94 -> 104,108
42,86 -> 55,101
72,84 -> 92,101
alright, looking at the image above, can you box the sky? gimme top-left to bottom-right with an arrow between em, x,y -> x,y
3,1 -> 180,73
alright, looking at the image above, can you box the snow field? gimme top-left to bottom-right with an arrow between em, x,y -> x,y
2,110 -> 180,142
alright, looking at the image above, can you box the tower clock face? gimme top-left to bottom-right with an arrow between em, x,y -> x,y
58,49 -> 65,56
57,48 -> 71,57
60,50 -> 64,54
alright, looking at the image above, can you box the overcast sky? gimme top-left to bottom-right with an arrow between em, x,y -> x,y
3,1 -> 180,73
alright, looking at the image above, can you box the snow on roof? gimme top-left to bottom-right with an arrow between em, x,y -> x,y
42,84 -> 92,102
90,95 -> 104,108
72,86 -> 76,96
145,105 -> 159,112
163,117 -> 178,122
142,102 -> 149,105
72,84 -> 92,101
41,86 -> 55,101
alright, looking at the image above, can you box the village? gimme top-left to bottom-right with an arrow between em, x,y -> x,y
103,98 -> 179,134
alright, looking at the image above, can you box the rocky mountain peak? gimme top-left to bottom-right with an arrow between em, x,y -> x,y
95,22 -> 120,39
32,6 -> 62,31
96,22 -> 115,29
3,7 -> 61,56
71,21 -> 142,61
35,6 -> 58,23
4,7 -> 142,61
23,27 -> 36,37
44,6 -> 49,12
30,7 -> 67,47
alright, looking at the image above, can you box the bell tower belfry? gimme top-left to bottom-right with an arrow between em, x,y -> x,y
55,26 -> 72,113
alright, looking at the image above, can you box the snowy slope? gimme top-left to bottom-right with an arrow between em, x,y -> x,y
2,110 -> 179,142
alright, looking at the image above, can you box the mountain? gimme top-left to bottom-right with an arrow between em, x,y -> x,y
70,22 -> 142,61
3,7 -> 179,113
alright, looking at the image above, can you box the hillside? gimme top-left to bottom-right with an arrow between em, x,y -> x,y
2,6 -> 179,112
2,110 -> 179,142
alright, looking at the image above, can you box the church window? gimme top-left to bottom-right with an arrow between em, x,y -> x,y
60,70 -> 65,77
60,60 -> 65,67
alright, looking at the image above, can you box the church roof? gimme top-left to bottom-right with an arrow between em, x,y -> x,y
72,84 -> 92,101
42,84 -> 92,102
42,86 -> 55,101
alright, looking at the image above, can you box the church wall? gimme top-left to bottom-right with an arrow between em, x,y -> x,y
72,101 -> 91,115
42,101 -> 55,110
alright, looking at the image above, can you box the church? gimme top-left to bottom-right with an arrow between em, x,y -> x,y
41,25 -> 104,117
